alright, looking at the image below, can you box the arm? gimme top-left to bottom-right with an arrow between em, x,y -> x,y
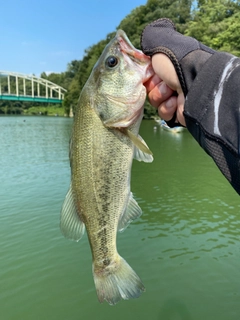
141,18 -> 240,195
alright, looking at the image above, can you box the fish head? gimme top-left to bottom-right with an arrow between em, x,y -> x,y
87,30 -> 154,128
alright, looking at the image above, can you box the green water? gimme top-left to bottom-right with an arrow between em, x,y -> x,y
0,116 -> 239,320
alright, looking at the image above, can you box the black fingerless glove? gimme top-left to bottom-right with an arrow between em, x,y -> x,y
141,19 -> 240,195
141,18 -> 215,98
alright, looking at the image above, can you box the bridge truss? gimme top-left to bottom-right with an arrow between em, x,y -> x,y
0,71 -> 67,103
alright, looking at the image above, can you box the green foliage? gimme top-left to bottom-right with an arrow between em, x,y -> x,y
118,0 -> 192,48
144,99 -> 158,119
0,100 -> 23,114
63,0 -> 192,117
0,100 -> 65,116
185,0 -> 240,55
4,0 -> 240,117
24,105 -> 65,116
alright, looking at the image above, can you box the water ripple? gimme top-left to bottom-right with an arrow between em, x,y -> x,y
1,118 -> 240,319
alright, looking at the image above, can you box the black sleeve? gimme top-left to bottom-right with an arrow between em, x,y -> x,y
183,52 -> 240,195
141,18 -> 240,195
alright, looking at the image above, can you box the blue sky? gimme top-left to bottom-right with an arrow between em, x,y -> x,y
1,0 -> 147,76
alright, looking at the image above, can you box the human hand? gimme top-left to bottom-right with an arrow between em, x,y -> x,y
141,18 -> 214,127
144,53 -> 186,126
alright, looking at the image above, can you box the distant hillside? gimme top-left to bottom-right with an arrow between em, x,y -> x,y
2,0 -> 240,117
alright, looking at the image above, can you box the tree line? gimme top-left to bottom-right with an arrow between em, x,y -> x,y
2,0 -> 240,116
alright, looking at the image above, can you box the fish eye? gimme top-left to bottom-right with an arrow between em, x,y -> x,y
106,56 -> 118,68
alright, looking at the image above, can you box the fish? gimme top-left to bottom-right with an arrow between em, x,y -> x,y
60,30 -> 154,305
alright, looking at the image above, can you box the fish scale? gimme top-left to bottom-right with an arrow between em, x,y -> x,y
60,30 -> 154,305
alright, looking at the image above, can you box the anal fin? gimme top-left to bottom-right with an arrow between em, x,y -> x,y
60,184 -> 85,241
118,192 -> 142,232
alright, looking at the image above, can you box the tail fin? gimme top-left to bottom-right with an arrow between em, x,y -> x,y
93,256 -> 145,305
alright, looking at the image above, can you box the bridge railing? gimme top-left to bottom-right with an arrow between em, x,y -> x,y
0,71 -> 67,102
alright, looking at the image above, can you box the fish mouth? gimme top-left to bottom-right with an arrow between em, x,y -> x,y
116,30 -> 154,83
116,30 -> 149,63
102,30 -> 154,129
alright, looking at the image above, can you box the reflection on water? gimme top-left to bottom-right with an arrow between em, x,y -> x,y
0,117 -> 240,320
159,298 -> 192,320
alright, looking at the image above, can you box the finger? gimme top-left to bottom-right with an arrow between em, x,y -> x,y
157,96 -> 178,121
144,74 -> 162,92
152,54 -> 182,93
176,93 -> 186,126
148,82 -> 174,108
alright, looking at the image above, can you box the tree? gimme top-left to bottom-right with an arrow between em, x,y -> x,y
16,0 -> 240,116
186,0 -> 240,56
63,78 -> 80,115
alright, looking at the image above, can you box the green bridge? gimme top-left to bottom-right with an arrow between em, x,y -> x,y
0,71 -> 67,103
0,94 -> 63,103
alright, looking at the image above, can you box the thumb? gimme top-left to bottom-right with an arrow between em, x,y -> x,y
151,53 -> 182,95
141,18 -> 214,96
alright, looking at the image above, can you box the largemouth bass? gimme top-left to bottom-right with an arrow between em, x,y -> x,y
60,30 -> 154,305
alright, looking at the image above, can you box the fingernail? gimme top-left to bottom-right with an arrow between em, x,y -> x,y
166,98 -> 173,108
159,82 -> 167,95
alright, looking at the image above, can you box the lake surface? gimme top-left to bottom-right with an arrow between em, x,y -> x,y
0,116 -> 239,320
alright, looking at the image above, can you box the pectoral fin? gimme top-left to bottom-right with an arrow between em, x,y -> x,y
133,134 -> 154,163
118,192 -> 142,232
124,129 -> 153,156
60,184 -> 85,241
121,128 -> 153,162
